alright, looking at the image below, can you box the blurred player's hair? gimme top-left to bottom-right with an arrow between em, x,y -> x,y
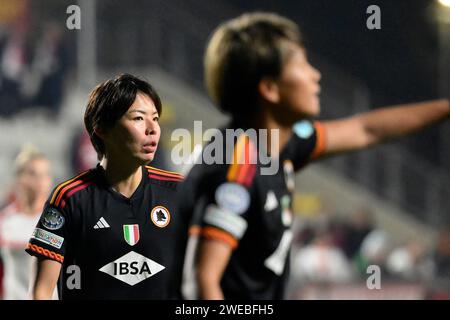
204,12 -> 302,120
84,73 -> 162,160
14,144 -> 47,176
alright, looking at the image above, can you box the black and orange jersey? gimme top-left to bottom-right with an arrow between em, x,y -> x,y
180,120 -> 326,299
26,164 -> 187,300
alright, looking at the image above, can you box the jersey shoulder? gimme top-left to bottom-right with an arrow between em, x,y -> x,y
145,166 -> 184,189
185,131 -> 259,189
48,169 -> 96,210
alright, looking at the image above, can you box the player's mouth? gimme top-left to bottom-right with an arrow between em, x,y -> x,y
142,141 -> 158,153
313,87 -> 321,102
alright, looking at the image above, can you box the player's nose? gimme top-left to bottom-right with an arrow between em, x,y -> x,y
312,65 -> 321,82
145,120 -> 158,135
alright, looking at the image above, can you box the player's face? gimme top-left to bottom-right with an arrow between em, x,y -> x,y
104,92 -> 161,165
18,158 -> 51,198
276,44 -> 321,119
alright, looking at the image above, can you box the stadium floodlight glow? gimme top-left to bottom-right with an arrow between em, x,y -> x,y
438,0 -> 450,8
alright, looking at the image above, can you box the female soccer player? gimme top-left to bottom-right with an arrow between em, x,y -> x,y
27,74 -> 186,299
179,12 -> 450,300
0,146 -> 51,299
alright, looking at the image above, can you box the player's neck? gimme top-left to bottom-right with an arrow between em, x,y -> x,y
250,108 -> 292,156
100,158 -> 142,198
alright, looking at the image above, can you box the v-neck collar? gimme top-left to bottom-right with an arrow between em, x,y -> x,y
96,164 -> 146,203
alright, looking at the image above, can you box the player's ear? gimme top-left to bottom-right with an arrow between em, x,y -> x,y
94,127 -> 106,139
258,77 -> 280,104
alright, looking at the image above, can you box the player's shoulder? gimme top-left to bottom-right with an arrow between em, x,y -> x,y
48,169 -> 96,210
145,166 -> 184,188
186,130 -> 259,188
224,132 -> 259,188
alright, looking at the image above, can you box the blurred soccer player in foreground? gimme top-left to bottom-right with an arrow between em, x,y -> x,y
180,12 -> 450,299
27,74 -> 186,299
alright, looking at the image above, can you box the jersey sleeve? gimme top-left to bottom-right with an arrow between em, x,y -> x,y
198,135 -> 257,250
25,195 -> 70,264
281,120 -> 327,171
26,170 -> 91,264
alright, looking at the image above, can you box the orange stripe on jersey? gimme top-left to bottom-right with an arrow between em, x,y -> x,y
226,135 -> 246,181
50,171 -> 89,205
227,135 -> 257,187
235,163 -> 252,185
54,179 -> 84,207
310,121 -> 327,160
145,166 -> 184,178
148,174 -> 183,182
27,243 -> 64,263
235,137 -> 257,185
226,162 -> 240,182
59,181 -> 94,209
243,163 -> 257,186
202,226 -> 238,250
147,169 -> 183,179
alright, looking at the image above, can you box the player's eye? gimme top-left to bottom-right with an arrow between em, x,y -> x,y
134,116 -> 144,121
153,116 -> 159,122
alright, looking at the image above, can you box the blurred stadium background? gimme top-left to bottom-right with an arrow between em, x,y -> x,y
1,0 -> 450,299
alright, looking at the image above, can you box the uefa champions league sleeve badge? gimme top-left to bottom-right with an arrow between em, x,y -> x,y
41,207 -> 65,230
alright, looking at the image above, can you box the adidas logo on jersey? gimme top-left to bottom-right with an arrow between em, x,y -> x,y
94,217 -> 110,229
264,191 -> 278,212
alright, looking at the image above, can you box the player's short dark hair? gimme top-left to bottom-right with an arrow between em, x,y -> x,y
205,12 -> 302,120
84,73 -> 162,161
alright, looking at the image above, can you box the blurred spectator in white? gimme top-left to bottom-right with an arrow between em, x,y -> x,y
386,241 -> 434,281
354,229 -> 392,278
291,228 -> 354,285
0,145 -> 51,299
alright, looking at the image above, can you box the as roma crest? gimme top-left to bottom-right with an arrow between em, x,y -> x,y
150,206 -> 171,228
